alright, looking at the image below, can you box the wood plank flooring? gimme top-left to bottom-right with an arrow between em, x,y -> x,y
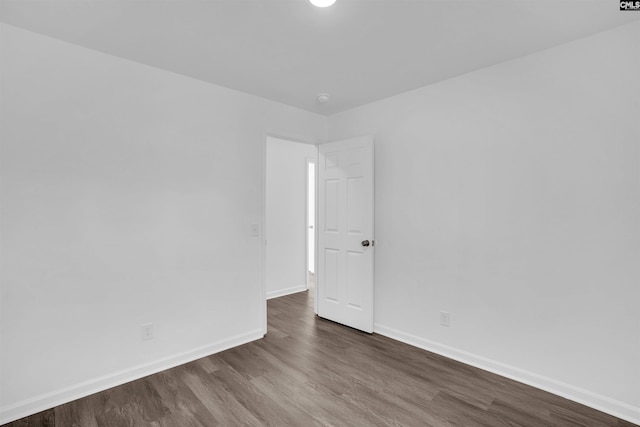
4,284 -> 637,426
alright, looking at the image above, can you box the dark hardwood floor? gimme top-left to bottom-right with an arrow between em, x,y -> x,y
4,281 -> 637,426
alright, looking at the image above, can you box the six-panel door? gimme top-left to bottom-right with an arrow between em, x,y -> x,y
317,136 -> 374,333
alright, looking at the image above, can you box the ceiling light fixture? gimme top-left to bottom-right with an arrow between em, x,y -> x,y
309,0 -> 336,7
317,93 -> 330,103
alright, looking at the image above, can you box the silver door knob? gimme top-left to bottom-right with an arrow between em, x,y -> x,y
361,240 -> 370,247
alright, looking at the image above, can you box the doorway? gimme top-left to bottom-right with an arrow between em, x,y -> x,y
263,135 -> 375,335
307,159 -> 316,291
264,136 -> 317,301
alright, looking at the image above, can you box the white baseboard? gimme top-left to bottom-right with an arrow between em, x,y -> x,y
0,329 -> 264,425
374,324 -> 640,426
5,325 -> 637,425
266,284 -> 307,300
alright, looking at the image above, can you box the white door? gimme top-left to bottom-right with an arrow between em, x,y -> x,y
317,136 -> 374,333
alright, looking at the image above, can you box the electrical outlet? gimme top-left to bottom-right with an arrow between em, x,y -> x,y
141,323 -> 154,341
440,311 -> 450,327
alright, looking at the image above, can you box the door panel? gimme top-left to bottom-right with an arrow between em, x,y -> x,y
346,250 -> 364,309
324,248 -> 339,302
317,136 -> 374,333
324,179 -> 339,232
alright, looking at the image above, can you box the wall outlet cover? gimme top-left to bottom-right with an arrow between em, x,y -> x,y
440,311 -> 450,327
141,323 -> 154,341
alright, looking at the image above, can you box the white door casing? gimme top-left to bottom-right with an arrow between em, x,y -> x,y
307,159 -> 316,277
317,136 -> 374,333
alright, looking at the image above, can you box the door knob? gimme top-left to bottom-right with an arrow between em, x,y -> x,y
361,240 -> 370,247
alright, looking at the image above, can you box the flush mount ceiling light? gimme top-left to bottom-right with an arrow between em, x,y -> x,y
309,0 -> 336,7
317,93 -> 330,103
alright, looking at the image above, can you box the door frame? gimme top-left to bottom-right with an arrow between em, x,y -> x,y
305,157 -> 317,293
261,130 -> 321,335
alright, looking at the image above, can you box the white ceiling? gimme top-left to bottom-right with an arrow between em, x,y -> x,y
1,0 -> 638,115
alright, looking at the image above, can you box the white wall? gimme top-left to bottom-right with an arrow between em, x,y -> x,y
2,18 -> 639,425
328,21 -> 640,423
265,137 -> 316,299
0,23 -> 326,424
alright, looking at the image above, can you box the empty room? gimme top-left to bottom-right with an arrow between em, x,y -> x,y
1,0 -> 639,426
